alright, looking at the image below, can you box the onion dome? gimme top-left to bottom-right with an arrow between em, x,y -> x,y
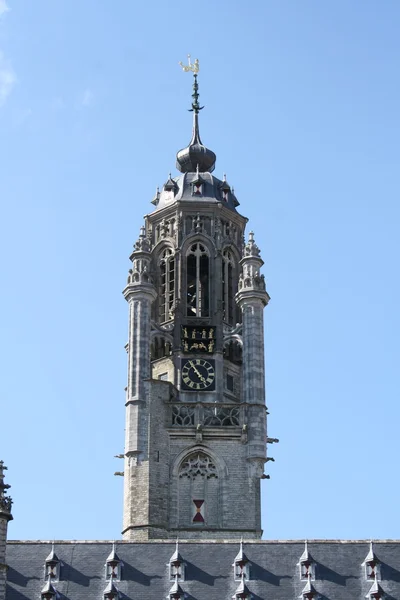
176,73 -> 216,174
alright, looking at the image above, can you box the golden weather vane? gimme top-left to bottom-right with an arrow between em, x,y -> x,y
179,54 -> 200,74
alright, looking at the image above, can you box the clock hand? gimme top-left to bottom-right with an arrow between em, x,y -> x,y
189,360 -> 207,384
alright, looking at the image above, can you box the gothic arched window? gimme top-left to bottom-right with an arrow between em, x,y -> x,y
222,249 -> 236,324
178,451 -> 219,527
186,243 -> 209,317
159,248 -> 175,322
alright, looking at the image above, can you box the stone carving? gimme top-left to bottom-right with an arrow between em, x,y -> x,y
243,231 -> 260,257
179,452 -> 217,479
172,405 -> 195,426
0,495 -> 12,511
134,226 -> 151,253
203,406 -> 240,427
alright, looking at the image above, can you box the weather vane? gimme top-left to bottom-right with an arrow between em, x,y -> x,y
179,54 -> 199,74
179,55 -> 203,113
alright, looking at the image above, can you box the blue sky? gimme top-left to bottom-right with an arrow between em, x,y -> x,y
1,0 -> 400,541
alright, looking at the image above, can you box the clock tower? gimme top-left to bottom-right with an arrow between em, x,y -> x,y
122,72 -> 273,541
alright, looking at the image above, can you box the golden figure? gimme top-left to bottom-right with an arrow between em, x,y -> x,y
179,54 -> 200,73
202,328 -> 207,339
183,327 -> 188,338
183,340 -> 189,352
208,340 -> 214,353
209,328 -> 214,339
192,329 -> 197,339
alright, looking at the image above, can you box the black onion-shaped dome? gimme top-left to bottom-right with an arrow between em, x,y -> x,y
176,112 -> 216,173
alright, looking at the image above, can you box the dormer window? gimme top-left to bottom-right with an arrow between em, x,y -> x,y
164,174 -> 177,203
363,542 -> 381,581
41,578 -> 59,600
168,580 -> 185,600
169,542 -> 185,581
300,575 -> 319,599
105,544 -> 122,581
366,580 -> 386,599
192,173 -> 204,197
103,577 -> 120,600
232,580 -> 252,600
233,541 -> 250,581
298,542 -> 315,580
193,182 -> 202,195
220,176 -> 230,202
44,547 -> 60,582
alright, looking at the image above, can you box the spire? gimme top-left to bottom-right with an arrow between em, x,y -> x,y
176,59 -> 216,174
299,540 -> 313,564
45,543 -> 60,565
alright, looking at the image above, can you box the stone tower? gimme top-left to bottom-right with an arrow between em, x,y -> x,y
0,462 -> 13,600
122,72 -> 274,541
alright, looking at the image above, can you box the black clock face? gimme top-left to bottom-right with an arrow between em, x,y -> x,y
181,358 -> 216,391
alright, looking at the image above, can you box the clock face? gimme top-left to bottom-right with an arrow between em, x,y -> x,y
181,358 -> 216,391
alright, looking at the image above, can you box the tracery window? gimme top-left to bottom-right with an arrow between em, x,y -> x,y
159,248 -> 175,322
179,453 -> 217,479
222,249 -> 236,324
186,243 -> 209,317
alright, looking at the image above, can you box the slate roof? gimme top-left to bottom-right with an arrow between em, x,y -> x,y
6,539 -> 400,600
153,172 -> 239,213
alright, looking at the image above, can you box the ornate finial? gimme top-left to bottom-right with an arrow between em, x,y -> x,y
179,54 -> 200,74
176,55 -> 216,173
0,461 -> 13,516
189,72 -> 204,114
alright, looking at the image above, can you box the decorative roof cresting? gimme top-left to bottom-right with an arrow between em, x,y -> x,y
176,55 -> 216,174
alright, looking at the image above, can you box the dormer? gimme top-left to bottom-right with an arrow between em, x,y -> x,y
191,171 -> 205,196
298,541 -> 315,580
366,580 -> 386,599
231,186 -> 240,207
233,541 -> 250,581
363,542 -> 381,581
41,577 -> 59,600
232,579 -> 252,600
169,541 -> 185,581
299,574 -> 319,599
44,546 -> 60,582
105,543 -> 123,581
151,187 -> 160,206
163,174 -> 178,202
220,175 -> 231,202
103,576 -> 120,600
168,580 -> 185,600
